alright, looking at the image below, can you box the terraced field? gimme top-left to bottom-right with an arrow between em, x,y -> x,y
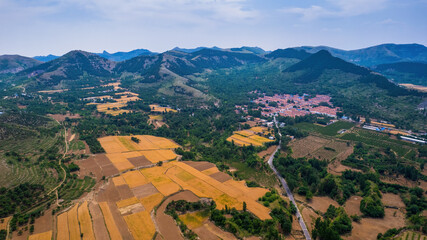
227,126 -> 274,147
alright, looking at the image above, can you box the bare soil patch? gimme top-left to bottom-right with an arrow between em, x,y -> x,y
295,195 -> 339,213
32,209 -> 54,235
47,113 -> 81,122
156,190 -> 200,240
88,202 -> 110,240
344,196 -> 363,216
77,157 -> 103,180
209,172 -> 232,183
132,183 -> 159,198
116,185 -> 135,200
300,206 -> 321,232
97,180 -> 121,203
382,193 -> 405,208
345,208 -> 406,240
118,203 -> 145,216
193,221 -> 237,240
127,156 -> 152,168
258,145 -> 277,159
182,161 -> 216,171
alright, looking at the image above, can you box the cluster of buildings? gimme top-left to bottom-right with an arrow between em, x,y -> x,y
238,93 -> 340,118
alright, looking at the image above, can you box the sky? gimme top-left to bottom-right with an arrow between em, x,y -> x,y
0,0 -> 426,56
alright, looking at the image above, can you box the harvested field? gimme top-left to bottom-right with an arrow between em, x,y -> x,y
67,204 -> 81,240
209,172 -> 232,182
32,209 -> 53,235
99,202 -> 123,240
193,221 -> 238,240
131,183 -> 160,198
56,212 -> 69,240
77,157 -> 103,180
118,203 -> 145,216
122,171 -> 148,188
78,201 -> 96,240
344,196 -> 363,216
97,179 -> 121,203
346,208 -> 406,240
182,161 -> 215,171
105,153 -> 135,172
382,193 -> 405,208
124,211 -> 156,240
127,156 -> 152,168
28,230 -> 52,240
116,184 -> 135,200
258,145 -> 277,159
88,202 -> 110,240
306,196 -> 339,213
140,167 -> 181,196
140,193 -> 164,212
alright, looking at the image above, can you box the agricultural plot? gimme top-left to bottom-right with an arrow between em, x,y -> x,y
99,202 -> 123,240
227,126 -> 274,147
98,135 -> 179,172
67,204 -> 81,240
123,211 -> 156,240
149,104 -> 178,113
28,230 -> 52,240
78,201 -> 96,240
395,231 -> 427,240
87,88 -> 140,116
56,212 -> 69,240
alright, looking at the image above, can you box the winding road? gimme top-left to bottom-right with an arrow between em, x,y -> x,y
267,117 -> 312,240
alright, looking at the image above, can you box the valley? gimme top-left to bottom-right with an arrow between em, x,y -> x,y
0,44 -> 426,240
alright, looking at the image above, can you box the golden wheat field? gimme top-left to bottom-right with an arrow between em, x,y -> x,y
227,127 -> 273,147
67,204 -> 81,240
56,212 -> 69,240
78,201 -> 96,240
149,104 -> 178,113
99,202 -> 123,240
123,211 -> 156,240
28,230 -> 52,240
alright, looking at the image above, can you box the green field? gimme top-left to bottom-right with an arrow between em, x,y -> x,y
294,121 -> 355,136
340,128 -> 416,157
395,231 -> 427,240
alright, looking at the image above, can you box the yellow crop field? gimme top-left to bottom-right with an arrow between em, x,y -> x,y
149,104 -> 177,113
201,167 -> 219,175
234,130 -> 254,137
144,135 -> 180,149
57,212 -> 69,240
155,149 -> 177,160
78,201 -> 96,240
118,137 -> 139,151
149,115 -> 163,120
248,134 -> 273,143
123,211 -> 156,240
98,136 -> 129,154
122,171 -> 148,188
142,150 -> 168,163
106,153 -> 135,172
67,204 -> 81,240
99,202 -> 123,240
227,135 -> 262,147
226,137 -> 252,147
116,197 -> 140,209
116,91 -> 139,96
140,193 -> 164,212
250,126 -> 268,133
112,176 -> 127,186
28,230 -> 52,240
140,166 -> 181,196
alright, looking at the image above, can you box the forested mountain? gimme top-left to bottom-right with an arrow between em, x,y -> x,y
0,55 -> 41,74
265,48 -> 311,60
371,62 -> 427,86
21,50 -> 116,87
295,43 -> 427,66
33,54 -> 60,62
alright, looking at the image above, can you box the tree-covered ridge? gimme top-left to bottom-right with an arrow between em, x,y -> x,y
265,48 -> 311,60
372,61 -> 427,86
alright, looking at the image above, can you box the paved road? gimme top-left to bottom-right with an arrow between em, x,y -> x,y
267,117 -> 312,240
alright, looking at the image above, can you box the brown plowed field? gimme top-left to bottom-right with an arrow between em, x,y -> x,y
156,191 -> 200,240
182,161 -> 216,171
88,202 -> 110,240
209,172 -> 232,182
131,183 -> 160,198
127,156 -> 152,168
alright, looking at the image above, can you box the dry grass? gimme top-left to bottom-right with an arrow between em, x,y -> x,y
99,202 -> 123,240
123,211 -> 156,240
0,217 -> 11,230
67,204 -> 81,240
78,201 -> 96,240
28,230 -> 52,240
179,211 -> 208,229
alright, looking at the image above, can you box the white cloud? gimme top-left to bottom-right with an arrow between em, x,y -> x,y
283,0 -> 388,20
